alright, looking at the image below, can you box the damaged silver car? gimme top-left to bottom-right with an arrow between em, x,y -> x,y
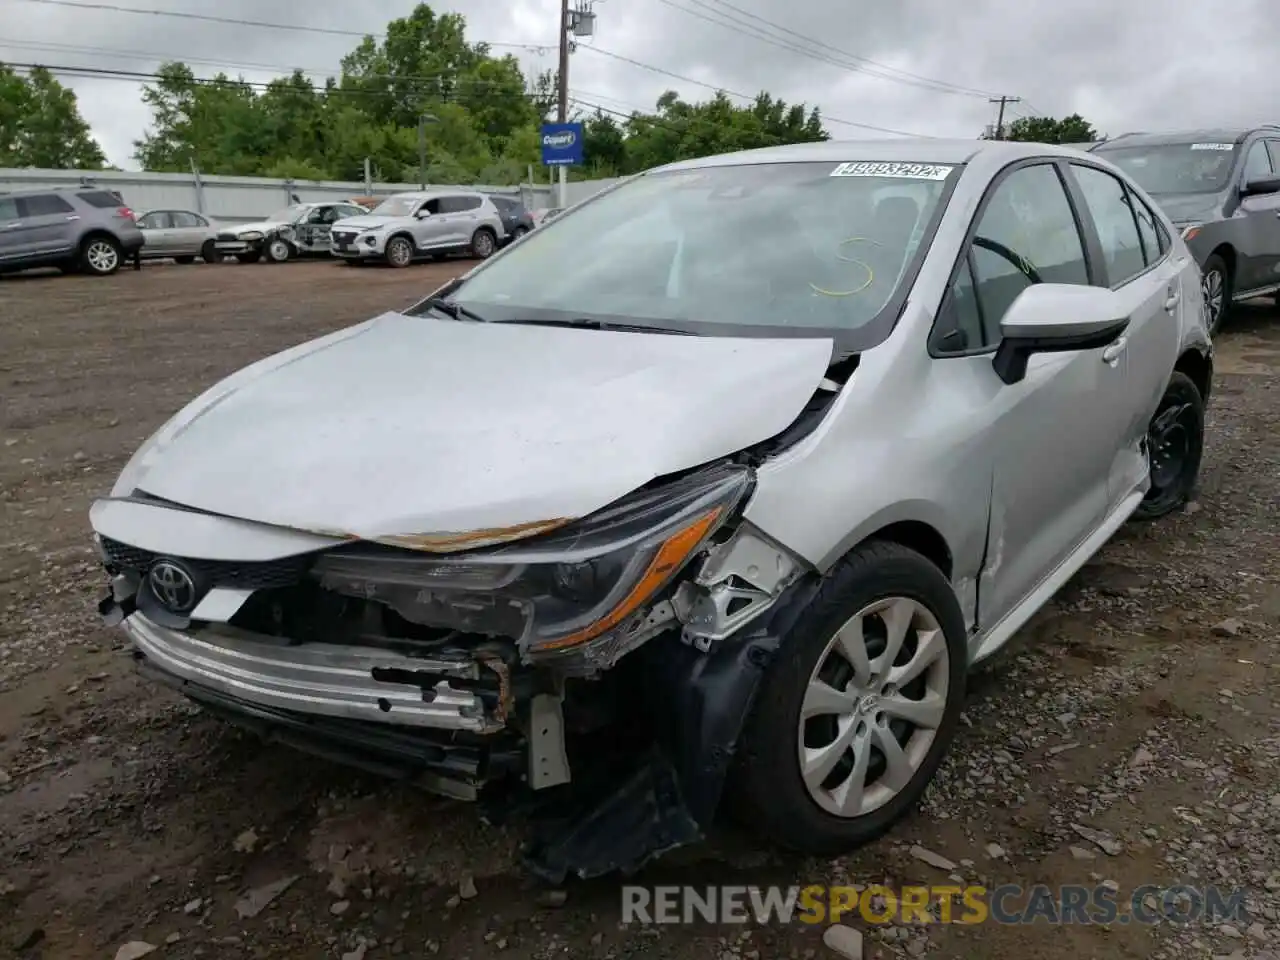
92,139 -> 1213,881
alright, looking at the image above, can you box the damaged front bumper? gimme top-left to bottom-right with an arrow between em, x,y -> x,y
90,465 -> 812,880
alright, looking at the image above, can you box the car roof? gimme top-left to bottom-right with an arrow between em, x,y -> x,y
386,189 -> 487,200
0,186 -> 115,197
1094,127 -> 1279,149
652,138 -> 1103,173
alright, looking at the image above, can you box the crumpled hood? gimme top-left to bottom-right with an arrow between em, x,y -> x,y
1148,192 -> 1223,225
232,219 -> 291,235
119,312 -> 833,546
332,215 -> 402,231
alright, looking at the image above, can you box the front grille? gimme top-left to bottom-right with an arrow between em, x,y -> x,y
216,231 -> 241,242
100,536 -> 312,590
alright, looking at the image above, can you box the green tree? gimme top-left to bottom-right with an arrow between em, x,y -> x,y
993,113 -> 1099,144
0,63 -> 105,168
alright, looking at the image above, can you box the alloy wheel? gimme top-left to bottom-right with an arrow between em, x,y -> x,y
798,596 -> 949,818
1202,268 -> 1224,329
387,239 -> 412,267
86,241 -> 118,274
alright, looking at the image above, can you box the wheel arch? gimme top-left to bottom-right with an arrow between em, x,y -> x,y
1174,346 -> 1213,406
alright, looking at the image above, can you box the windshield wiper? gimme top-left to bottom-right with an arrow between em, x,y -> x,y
497,317 -> 694,335
423,297 -> 490,323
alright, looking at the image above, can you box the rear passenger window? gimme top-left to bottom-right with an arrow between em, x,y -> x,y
77,190 -> 124,208
21,194 -> 75,216
933,163 -> 1088,354
1128,189 -> 1163,265
0,198 -> 17,220
1071,165 -> 1146,285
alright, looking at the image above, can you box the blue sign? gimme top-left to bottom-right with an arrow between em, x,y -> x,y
541,122 -> 584,166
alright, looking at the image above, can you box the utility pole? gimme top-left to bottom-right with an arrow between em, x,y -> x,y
417,113 -> 439,190
988,96 -> 1021,140
556,0 -> 571,209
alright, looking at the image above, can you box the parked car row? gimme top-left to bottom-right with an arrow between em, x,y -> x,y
0,188 -> 544,276
1079,124 -> 1280,333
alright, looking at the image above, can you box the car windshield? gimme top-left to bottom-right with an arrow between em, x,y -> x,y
371,197 -> 420,217
265,205 -> 310,223
1096,143 -> 1238,195
449,160 -> 957,344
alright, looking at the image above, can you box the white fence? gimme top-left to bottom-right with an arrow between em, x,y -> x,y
0,168 -> 623,223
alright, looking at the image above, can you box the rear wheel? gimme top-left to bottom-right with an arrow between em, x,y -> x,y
1201,254 -> 1231,335
201,240 -> 223,264
384,236 -> 414,268
1132,371 -> 1205,520
511,226 -> 529,241
80,236 -> 122,276
731,541 -> 966,855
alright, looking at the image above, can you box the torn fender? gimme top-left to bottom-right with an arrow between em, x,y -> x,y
115,312 -> 834,545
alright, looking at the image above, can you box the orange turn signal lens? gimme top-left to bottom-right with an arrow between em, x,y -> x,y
532,507 -> 723,652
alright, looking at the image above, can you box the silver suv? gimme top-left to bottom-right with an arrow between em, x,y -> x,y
0,188 -> 145,277
329,190 -> 506,267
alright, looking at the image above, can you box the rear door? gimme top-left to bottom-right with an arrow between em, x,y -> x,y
16,193 -> 80,258
436,195 -> 481,246
0,196 -> 23,261
1066,162 -> 1182,504
169,211 -> 211,255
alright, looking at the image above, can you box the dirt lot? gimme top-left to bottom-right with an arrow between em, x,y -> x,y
1,259 -> 1278,960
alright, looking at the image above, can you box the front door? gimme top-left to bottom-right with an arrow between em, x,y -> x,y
137,211 -> 175,256
953,162 -> 1130,628
16,194 -> 80,259
1232,139 -> 1280,293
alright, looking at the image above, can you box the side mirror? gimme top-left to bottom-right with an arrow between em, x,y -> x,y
1241,176 -> 1280,198
415,208 -> 432,219
992,284 -> 1130,386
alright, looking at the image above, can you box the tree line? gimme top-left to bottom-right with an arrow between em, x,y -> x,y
1,3 -> 1101,183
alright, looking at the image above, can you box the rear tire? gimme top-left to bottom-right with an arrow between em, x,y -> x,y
730,541 -> 967,856
80,236 -> 122,276
1132,371 -> 1205,520
384,236 -> 414,268
201,240 -> 223,264
1201,254 -> 1231,336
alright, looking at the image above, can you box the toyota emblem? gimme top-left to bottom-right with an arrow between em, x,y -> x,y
148,559 -> 198,614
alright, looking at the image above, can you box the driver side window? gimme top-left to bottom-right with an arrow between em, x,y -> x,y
1242,140 -> 1272,184
932,163 -> 1089,355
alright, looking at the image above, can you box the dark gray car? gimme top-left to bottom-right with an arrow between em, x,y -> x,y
0,187 -> 146,277
488,195 -> 535,246
1092,126 -> 1280,332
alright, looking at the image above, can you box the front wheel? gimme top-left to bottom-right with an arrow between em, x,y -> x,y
730,541 -> 967,856
384,236 -> 414,268
265,237 -> 293,263
1132,371 -> 1205,520
469,228 -> 496,260
201,240 -> 223,264
1201,254 -> 1231,336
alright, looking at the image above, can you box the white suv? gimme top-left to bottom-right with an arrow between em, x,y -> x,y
330,190 -> 506,267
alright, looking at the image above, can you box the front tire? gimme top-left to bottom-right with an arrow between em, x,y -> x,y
469,228 -> 496,260
265,237 -> 292,263
384,236 -> 414,268
80,236 -> 122,276
731,541 -> 967,856
1132,371 -> 1205,520
1201,254 -> 1231,336
201,240 -> 223,264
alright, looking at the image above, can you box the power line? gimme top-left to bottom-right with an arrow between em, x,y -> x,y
579,44 -> 932,137
657,0 -> 996,98
6,0 -> 552,50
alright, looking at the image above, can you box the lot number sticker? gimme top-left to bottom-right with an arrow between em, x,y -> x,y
830,161 -> 954,180
1189,143 -> 1234,151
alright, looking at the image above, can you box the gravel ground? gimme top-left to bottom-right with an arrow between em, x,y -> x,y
0,260 -> 1277,960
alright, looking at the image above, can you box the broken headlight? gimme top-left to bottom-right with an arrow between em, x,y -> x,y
311,464 -> 751,658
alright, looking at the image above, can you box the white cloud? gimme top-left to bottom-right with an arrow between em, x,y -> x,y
0,0 -> 1274,169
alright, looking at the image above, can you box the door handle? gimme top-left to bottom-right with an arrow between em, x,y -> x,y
1102,336 -> 1128,365
1164,288 -> 1181,311
0,222 -> 21,230
65,215 -> 81,221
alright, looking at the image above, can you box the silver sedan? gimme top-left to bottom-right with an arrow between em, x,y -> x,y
134,209 -> 222,264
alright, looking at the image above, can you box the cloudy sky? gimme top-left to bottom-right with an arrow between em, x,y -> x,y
0,0 -> 1270,169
